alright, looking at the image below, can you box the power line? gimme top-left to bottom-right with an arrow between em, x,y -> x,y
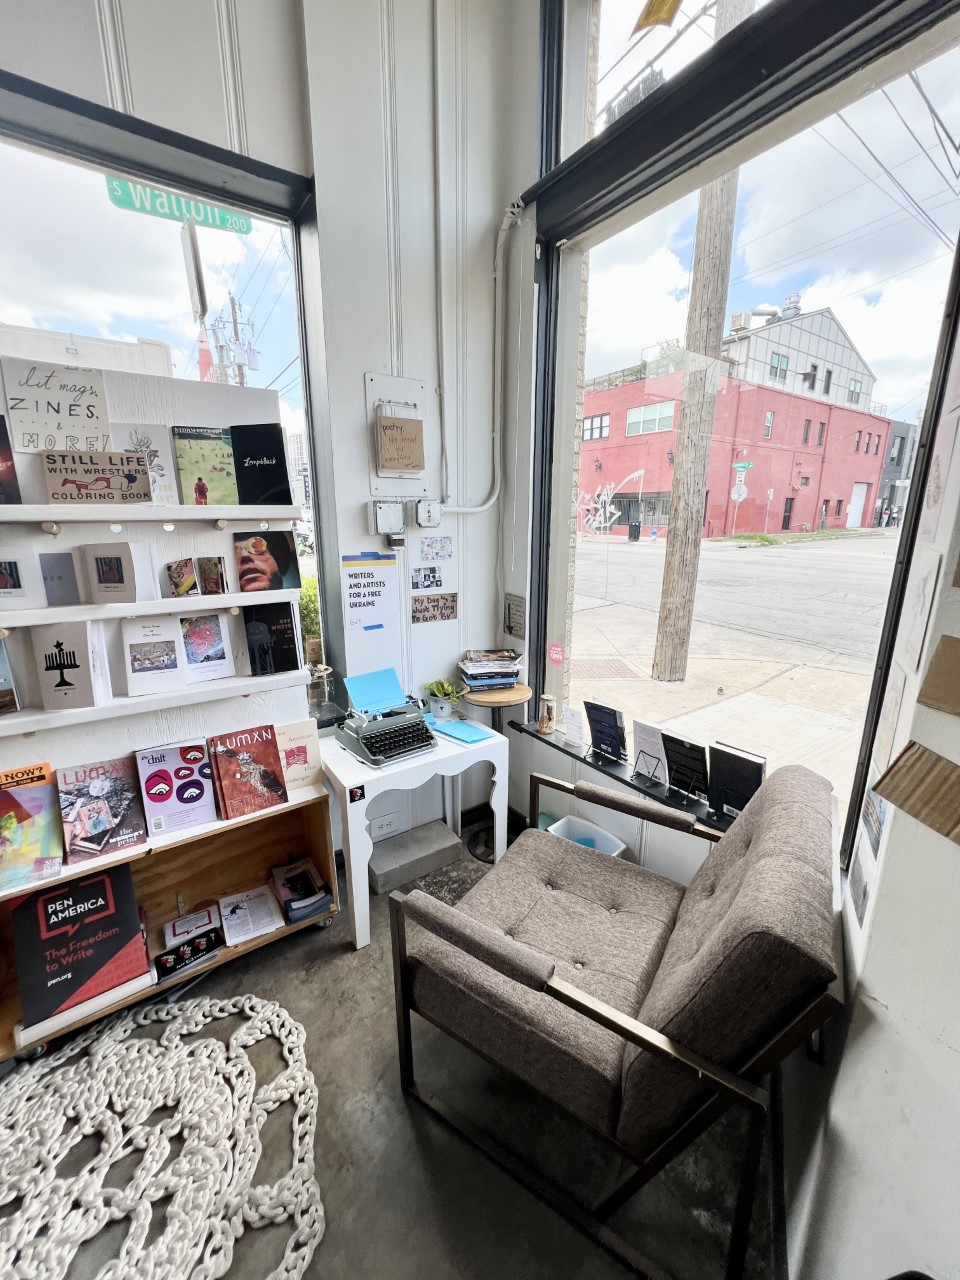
596,21 -> 660,86
881,87 -> 957,195
909,71 -> 960,179
255,272 -> 293,342
276,375 -> 301,399
264,356 -> 299,388
244,246 -> 286,322
600,3 -> 716,118
236,226 -> 278,303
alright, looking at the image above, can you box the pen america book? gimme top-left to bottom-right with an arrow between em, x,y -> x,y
12,864 -> 153,1043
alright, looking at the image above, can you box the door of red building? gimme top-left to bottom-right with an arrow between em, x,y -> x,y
782,496 -> 794,531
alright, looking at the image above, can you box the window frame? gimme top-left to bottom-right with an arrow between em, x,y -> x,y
802,418 -> 811,445
848,377 -> 863,404
817,420 -> 826,446
583,413 -> 610,440
626,400 -> 675,435
763,409 -> 774,439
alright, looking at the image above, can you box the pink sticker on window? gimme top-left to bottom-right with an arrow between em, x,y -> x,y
548,643 -> 564,666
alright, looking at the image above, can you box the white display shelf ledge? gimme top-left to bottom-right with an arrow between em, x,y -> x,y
0,504 -> 303,528
0,668 -> 310,739
0,783 -> 327,905
1,587 -> 300,629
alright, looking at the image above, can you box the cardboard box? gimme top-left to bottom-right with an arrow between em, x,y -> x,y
875,740 -> 960,846
918,635 -> 960,717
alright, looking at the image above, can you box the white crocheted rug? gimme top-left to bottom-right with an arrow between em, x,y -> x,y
0,995 -> 324,1279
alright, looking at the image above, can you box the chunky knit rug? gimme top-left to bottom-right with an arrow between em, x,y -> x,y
0,994 -> 324,1279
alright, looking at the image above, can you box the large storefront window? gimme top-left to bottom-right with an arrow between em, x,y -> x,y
552,39 -> 959,819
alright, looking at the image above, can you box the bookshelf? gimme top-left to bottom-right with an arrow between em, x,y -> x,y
1,586 -> 300,628
0,790 -> 337,1060
3,504 -> 303,529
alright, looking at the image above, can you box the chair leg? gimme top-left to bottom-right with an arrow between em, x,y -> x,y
725,1104 -> 767,1280
389,893 -> 414,1093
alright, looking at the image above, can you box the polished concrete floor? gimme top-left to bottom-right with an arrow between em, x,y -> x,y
177,855 -> 775,1280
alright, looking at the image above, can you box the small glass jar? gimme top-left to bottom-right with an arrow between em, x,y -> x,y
538,694 -> 557,735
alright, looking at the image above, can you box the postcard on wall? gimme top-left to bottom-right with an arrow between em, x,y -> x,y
848,830 -> 875,930
1,357 -> 107,454
861,783 -> 889,861
899,544 -> 941,672
411,565 -> 443,591
180,613 -> 235,684
110,423 -> 178,506
411,592 -> 458,624
43,451 -> 151,505
872,660 -> 906,771
341,552 -> 399,632
419,535 -> 453,562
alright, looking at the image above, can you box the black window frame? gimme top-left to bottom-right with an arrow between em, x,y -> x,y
526,0 -> 960,873
802,418 -> 812,445
817,420 -> 827,446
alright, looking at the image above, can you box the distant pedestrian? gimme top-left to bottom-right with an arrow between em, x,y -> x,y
194,475 -> 209,505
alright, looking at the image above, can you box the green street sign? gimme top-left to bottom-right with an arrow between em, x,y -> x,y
732,461 -> 755,472
105,176 -> 251,234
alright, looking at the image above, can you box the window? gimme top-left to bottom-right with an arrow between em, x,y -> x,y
874,434 -> 881,455
817,421 -> 826,446
626,401 -> 675,435
823,369 -> 833,395
855,431 -> 862,452
804,362 -> 819,391
802,419 -> 811,445
800,476 -> 810,487
848,378 -> 863,404
763,410 -> 774,438
865,432 -> 872,453
769,352 -> 789,382
583,414 -> 610,440
835,499 -> 843,517
890,436 -> 904,464
821,499 -> 830,519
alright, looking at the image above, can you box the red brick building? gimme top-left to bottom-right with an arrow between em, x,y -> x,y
579,312 -> 891,538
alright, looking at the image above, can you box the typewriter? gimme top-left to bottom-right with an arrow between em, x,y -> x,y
335,667 -> 437,768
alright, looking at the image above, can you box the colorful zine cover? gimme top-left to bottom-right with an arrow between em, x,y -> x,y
135,740 -> 218,836
0,416 -> 21,504
42,451 -> 151,505
12,864 -> 149,1031
208,724 -> 288,819
163,558 -> 200,598
0,762 -> 62,892
57,755 -> 148,863
233,531 -> 300,591
0,546 -> 46,610
180,613 -> 236,683
0,640 -> 20,716
275,720 -> 323,788
230,422 -> 293,505
243,602 -> 302,675
196,556 -> 227,594
172,426 -> 239,506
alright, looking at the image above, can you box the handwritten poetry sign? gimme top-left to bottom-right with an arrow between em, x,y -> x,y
341,552 -> 399,632
376,412 -> 425,475
43,452 -> 152,504
2,357 -> 107,454
412,592 -> 458,624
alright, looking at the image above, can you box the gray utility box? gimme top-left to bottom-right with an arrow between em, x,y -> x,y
368,819 -> 461,894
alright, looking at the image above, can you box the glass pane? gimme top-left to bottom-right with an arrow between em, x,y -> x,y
556,41 -> 959,819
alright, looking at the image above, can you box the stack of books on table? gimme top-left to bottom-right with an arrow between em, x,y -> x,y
458,649 -> 522,693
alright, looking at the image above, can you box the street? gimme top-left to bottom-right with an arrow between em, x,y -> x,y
568,532 -> 900,816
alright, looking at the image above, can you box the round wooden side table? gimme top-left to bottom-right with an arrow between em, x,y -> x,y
461,682 -> 533,735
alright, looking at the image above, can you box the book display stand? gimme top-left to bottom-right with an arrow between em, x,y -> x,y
0,370 -> 336,1059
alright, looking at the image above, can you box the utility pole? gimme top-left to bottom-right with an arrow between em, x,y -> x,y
230,293 -> 246,387
651,0 -> 754,681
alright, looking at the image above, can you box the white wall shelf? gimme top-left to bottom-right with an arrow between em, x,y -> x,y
0,504 -> 303,529
0,668 -> 310,739
0,587 -> 300,629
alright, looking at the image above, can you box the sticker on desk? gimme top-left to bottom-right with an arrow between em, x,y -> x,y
411,565 -> 443,591
341,552 -> 399,632
412,591 -> 457,623
349,785 -> 365,803
420,535 -> 453,562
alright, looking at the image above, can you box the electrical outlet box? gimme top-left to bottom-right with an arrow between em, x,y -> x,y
369,500 -> 404,536
371,812 -> 401,840
416,499 -> 442,528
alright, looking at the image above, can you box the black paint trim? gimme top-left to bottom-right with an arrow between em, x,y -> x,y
840,241 -> 960,866
0,68 -> 311,217
529,241 -> 560,709
538,0 -> 564,179
522,0 -> 960,243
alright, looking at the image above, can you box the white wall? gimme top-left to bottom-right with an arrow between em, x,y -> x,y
0,0 -> 312,175
784,370 -> 960,1277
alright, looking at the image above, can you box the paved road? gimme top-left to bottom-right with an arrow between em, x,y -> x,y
573,534 -> 899,665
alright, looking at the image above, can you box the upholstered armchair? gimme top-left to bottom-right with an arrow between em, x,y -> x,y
389,765 -> 842,1279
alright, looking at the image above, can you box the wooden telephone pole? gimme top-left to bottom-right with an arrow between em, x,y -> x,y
651,0 -> 754,682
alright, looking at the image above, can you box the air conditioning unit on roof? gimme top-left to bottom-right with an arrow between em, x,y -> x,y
730,312 -> 751,333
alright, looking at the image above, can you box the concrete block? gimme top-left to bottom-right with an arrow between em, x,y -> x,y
368,820 -> 462,894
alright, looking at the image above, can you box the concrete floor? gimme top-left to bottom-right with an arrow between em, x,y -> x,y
173,859 -> 775,1280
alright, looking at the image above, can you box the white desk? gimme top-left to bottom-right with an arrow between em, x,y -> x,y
317,729 -> 509,948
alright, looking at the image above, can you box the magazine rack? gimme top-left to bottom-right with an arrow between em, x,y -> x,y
0,788 -> 337,1061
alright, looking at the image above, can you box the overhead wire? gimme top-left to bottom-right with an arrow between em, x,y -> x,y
236,226 -> 279,303
881,87 -> 958,194
255,272 -> 293,342
599,3 -> 716,117
909,71 -> 960,179
264,356 -> 299,388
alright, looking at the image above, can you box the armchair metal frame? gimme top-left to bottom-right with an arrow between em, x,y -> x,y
389,775 -> 843,1279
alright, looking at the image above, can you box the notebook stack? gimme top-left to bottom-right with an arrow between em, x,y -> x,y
270,857 -> 334,924
458,649 -> 521,693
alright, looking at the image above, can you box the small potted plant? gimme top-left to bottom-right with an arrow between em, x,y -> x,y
424,678 -> 459,720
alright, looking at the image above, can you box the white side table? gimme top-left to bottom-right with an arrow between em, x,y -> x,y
317,729 -> 509,949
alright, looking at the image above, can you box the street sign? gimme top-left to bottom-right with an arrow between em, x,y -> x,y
731,482 -> 748,503
105,176 -> 251,234
732,461 -> 755,473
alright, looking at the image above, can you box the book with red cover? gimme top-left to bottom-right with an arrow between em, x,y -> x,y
207,724 -> 288,818
12,863 -> 151,1033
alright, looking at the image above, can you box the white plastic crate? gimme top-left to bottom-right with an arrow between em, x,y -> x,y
547,814 -> 627,858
